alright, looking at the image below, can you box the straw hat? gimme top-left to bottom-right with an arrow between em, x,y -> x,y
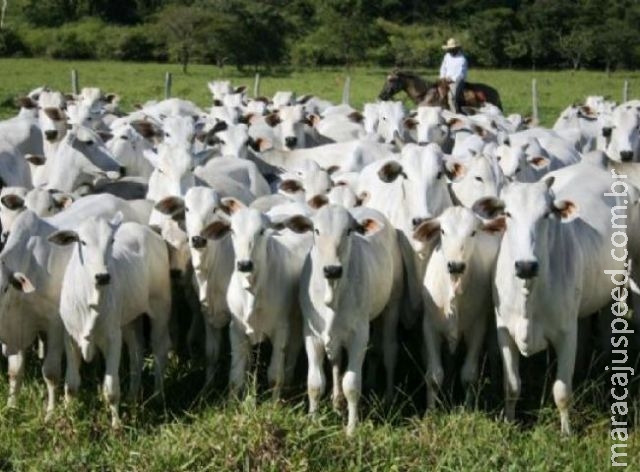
442,38 -> 461,50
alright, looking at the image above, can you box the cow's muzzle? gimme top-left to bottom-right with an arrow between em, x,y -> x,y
95,273 -> 111,286
447,261 -> 466,275
44,130 -> 58,141
323,265 -> 343,280
515,260 -> 539,279
237,260 -> 254,273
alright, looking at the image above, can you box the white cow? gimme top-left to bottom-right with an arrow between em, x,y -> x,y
49,214 -> 171,427
473,163 -> 627,434
413,206 -> 503,408
107,123 -> 155,179
200,200 -> 312,399
449,153 -> 505,208
0,187 -> 72,245
285,205 -> 402,435
0,195 -> 152,415
606,106 -> 640,162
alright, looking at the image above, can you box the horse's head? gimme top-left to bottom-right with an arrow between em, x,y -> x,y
378,71 -> 404,100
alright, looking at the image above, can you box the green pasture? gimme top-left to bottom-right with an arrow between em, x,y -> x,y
0,59 -> 638,127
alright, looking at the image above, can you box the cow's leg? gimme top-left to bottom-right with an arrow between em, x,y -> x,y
423,313 -> 443,410
123,321 -> 144,402
331,350 -> 344,411
103,332 -> 122,429
267,327 -> 287,400
305,334 -> 326,415
382,300 -> 400,402
497,325 -> 520,422
552,326 -> 577,435
7,351 -> 24,408
343,324 -> 368,436
461,319 -> 487,408
204,322 -> 222,386
229,321 -> 250,397
64,335 -> 81,406
149,315 -> 171,403
42,325 -> 64,420
284,309 -> 303,387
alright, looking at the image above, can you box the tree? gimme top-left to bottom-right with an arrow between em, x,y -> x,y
557,29 -> 594,70
155,4 -> 212,73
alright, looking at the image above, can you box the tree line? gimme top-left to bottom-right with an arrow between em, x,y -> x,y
0,0 -> 638,73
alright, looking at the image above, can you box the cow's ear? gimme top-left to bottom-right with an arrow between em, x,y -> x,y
306,113 -> 321,127
234,85 -> 247,94
1,194 -> 25,211
201,220 -> 231,240
155,196 -> 185,216
48,230 -> 79,246
412,218 -> 440,243
219,197 -> 245,216
43,107 -> 64,121
279,179 -> 304,194
105,93 -> 119,104
553,200 -> 579,222
252,137 -> 272,152
16,96 -> 37,109
131,120 -> 162,141
356,218 -> 383,236
444,160 -> 466,181
348,111 -> 364,123
403,117 -> 418,130
481,216 -> 506,234
308,194 -> 329,209
356,191 -> 369,206
527,155 -> 549,170
377,161 -> 405,183
472,197 -> 505,219
10,272 -> 35,293
97,131 -> 113,143
51,192 -> 74,210
284,215 -> 314,233
265,113 -> 281,127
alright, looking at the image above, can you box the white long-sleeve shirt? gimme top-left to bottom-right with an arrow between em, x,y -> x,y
439,52 -> 468,82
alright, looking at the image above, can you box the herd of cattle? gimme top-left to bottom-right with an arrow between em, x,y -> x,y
0,81 -> 638,435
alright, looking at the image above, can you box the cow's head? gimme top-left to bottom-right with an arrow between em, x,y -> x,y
200,200 -> 276,290
473,177 -> 578,280
413,206 -> 505,289
285,205 -> 383,304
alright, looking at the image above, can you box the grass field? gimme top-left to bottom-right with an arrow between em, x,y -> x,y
0,58 -> 639,470
0,58 -> 639,127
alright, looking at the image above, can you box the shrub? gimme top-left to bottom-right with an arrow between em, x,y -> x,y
0,29 -> 28,57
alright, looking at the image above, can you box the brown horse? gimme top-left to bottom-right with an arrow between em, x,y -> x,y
378,69 -> 503,112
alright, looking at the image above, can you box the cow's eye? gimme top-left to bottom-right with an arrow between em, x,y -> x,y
474,176 -> 483,182
505,212 -> 512,218
165,132 -> 170,137
314,229 -> 320,235
185,207 -> 190,213
80,240 -> 87,246
471,230 -> 477,237
85,140 -> 94,146
440,229 -> 445,235
514,167 -> 521,174
259,228 -> 265,236
120,135 -> 129,141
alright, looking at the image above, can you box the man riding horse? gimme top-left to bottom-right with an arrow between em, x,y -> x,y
439,38 -> 467,113
378,40 -> 502,113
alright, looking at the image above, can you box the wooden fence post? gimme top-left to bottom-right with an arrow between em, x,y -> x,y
71,69 -> 79,95
531,78 -> 539,124
623,80 -> 629,103
164,72 -> 172,99
253,73 -> 261,98
342,76 -> 351,105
